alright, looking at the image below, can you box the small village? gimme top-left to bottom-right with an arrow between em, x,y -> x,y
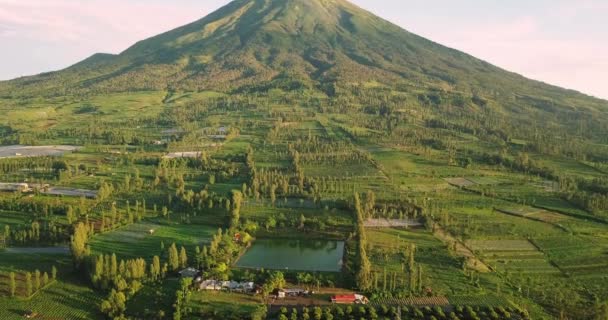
177,267 -> 370,306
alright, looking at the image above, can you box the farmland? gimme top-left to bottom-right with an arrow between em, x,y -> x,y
0,0 -> 607,317
0,86 -> 606,319
89,220 -> 216,260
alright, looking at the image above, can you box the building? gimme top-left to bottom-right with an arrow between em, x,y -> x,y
198,279 -> 255,293
0,183 -> 30,193
277,288 -> 311,298
331,294 -> 369,304
178,267 -> 199,279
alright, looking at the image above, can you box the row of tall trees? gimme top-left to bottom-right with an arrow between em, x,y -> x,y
2,266 -> 57,298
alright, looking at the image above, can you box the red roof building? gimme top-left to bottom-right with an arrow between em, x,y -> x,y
331,294 -> 369,304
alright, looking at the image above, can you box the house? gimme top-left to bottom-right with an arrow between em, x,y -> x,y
198,279 -> 256,293
279,288 -> 311,297
178,268 -> 199,279
331,294 -> 369,304
276,289 -> 286,299
199,280 -> 221,291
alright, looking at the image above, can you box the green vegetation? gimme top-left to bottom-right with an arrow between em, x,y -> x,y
0,0 -> 607,319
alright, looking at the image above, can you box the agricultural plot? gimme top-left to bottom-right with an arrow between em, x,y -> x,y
370,296 -> 449,307
448,295 -> 514,308
0,210 -> 31,228
365,228 -> 488,296
186,290 -> 264,320
41,187 -> 98,198
444,177 -> 476,188
3,247 -> 69,254
89,220 -> 215,259
363,218 -> 422,228
533,236 -> 608,274
371,148 -> 470,179
438,189 -> 570,234
0,279 -> 103,320
0,145 -> 79,159
468,239 -> 560,274
126,278 -> 180,318
241,204 -> 354,238
445,175 -> 508,189
504,208 -> 567,223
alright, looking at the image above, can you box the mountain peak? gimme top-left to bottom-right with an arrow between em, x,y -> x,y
1,0 -> 603,110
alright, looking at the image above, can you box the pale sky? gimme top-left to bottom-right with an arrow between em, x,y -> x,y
0,0 -> 606,99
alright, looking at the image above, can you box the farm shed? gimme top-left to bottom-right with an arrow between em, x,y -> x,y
278,288 -> 311,297
0,183 -> 30,192
198,279 -> 255,292
331,294 -> 369,304
178,267 -> 199,279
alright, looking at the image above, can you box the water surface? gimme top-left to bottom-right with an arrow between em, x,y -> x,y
236,239 -> 344,272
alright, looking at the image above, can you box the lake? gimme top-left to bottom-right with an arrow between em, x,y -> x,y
236,239 -> 344,272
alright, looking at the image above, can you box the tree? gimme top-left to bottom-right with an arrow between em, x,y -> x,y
25,272 -> 32,297
34,269 -> 41,292
9,272 -> 15,297
354,193 -> 372,290
100,289 -> 127,318
364,190 -> 376,219
230,191 -> 243,228
179,246 -> 188,269
168,243 -> 180,271
357,245 -> 373,291
298,214 -> 306,229
51,266 -> 57,281
265,216 -> 277,231
66,205 -> 75,224
151,256 -> 161,281
417,265 -> 423,293
3,225 -> 9,242
270,184 -> 277,206
70,222 -> 90,267
596,301 -> 608,320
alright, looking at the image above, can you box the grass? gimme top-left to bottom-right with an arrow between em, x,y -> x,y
89,219 -> 216,260
186,291 -> 263,320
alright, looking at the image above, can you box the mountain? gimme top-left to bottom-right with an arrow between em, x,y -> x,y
0,0 -> 604,105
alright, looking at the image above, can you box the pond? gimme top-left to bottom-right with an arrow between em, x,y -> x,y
236,239 -> 344,272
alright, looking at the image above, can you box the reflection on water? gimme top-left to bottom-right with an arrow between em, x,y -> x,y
236,239 -> 345,272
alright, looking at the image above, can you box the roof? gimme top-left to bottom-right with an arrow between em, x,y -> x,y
178,267 -> 199,277
332,294 -> 356,300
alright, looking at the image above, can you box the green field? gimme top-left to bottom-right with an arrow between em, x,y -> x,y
89,219 -> 216,260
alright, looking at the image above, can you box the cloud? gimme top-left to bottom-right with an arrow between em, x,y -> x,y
0,0 -> 210,51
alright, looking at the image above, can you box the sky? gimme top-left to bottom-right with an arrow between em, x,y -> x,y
0,0 -> 606,99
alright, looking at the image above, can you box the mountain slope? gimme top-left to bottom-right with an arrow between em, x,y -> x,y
0,0 -> 606,113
